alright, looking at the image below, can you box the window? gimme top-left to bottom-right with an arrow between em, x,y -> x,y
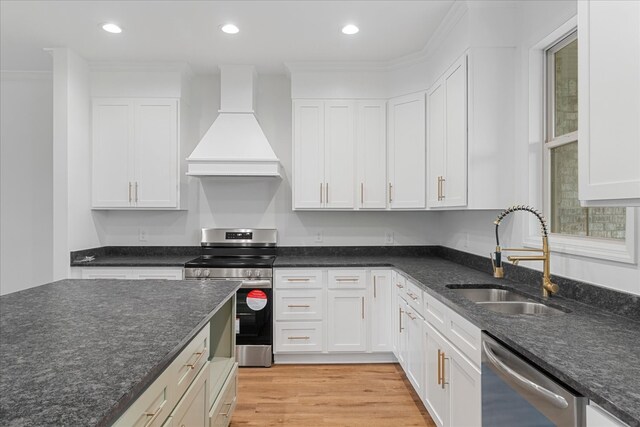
545,32 -> 626,241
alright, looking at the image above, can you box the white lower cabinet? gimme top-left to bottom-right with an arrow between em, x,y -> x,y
404,300 -> 424,396
424,321 -> 449,427
71,267 -> 183,280
586,403 -> 629,427
274,268 -> 394,361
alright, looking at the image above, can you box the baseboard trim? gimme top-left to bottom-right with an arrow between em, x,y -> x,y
274,352 -> 397,364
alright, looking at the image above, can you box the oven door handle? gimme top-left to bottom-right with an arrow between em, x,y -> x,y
482,341 -> 569,409
240,279 -> 272,289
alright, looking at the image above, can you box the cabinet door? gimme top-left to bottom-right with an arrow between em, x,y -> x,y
327,289 -> 366,352
405,307 -> 424,396
171,362 -> 209,427
324,101 -> 355,208
423,321 -> 449,427
427,80 -> 446,208
92,99 -> 134,208
357,101 -> 387,209
447,345 -> 481,427
388,92 -> 426,209
442,56 -> 468,207
370,270 -> 392,352
134,99 -> 179,208
578,1 -> 640,206
397,297 -> 409,369
393,274 -> 406,358
293,100 -> 325,209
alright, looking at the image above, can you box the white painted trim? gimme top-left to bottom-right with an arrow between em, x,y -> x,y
89,61 -> 193,77
0,70 -> 52,80
274,352 -> 397,364
525,15 -> 636,265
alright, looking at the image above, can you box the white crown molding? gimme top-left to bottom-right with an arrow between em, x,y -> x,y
286,0 -> 469,75
0,70 -> 52,81
88,61 -> 193,77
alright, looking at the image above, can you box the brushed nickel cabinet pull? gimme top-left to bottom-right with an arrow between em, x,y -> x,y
320,183 -> 323,204
389,183 -> 393,203
440,177 -> 445,200
128,182 -> 132,204
326,182 -> 329,204
361,182 -> 364,205
336,278 -> 359,282
395,283 -> 404,289
288,336 -> 310,340
287,304 -> 311,308
361,296 -> 365,319
135,182 -> 139,203
437,176 -> 443,201
407,312 -> 417,320
287,278 -> 310,282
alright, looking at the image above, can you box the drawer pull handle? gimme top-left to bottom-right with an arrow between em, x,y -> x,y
287,278 -> 310,282
220,402 -> 233,417
185,348 -> 206,369
407,312 -> 417,320
288,336 -> 310,340
287,304 -> 311,308
143,400 -> 166,427
395,283 -> 404,289
399,308 -> 404,332
407,292 -> 419,300
336,278 -> 359,282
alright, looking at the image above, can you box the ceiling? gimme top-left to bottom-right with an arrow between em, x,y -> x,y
0,0 -> 455,73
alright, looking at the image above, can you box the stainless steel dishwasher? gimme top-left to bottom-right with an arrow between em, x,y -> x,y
482,333 -> 586,426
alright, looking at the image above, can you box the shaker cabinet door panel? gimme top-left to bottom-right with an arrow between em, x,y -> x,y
92,99 -> 134,208
324,101 -> 356,209
134,99 -> 178,208
443,57 -> 468,207
293,100 -> 325,209
370,270 -> 393,352
327,290 -> 367,352
357,101 -> 388,209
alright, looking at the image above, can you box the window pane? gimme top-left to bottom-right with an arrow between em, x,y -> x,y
550,142 -> 625,239
554,39 -> 578,137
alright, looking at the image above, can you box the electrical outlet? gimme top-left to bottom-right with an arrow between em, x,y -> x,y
139,228 -> 148,242
315,231 -> 323,243
385,231 -> 394,244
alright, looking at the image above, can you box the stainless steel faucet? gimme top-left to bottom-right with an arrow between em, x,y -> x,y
491,205 -> 559,298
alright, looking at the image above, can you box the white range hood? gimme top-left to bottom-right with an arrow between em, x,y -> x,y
187,65 -> 281,177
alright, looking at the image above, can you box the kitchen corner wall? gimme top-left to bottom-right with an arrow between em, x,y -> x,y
0,71 -> 54,295
96,73 -> 442,246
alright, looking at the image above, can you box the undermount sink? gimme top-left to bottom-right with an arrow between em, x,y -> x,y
451,288 -> 531,303
446,285 -> 569,316
476,301 -> 566,315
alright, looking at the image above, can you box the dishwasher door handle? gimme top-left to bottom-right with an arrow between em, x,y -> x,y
482,341 -> 569,409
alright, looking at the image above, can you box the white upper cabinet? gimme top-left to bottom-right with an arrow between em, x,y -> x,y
578,0 -> 640,206
388,92 -> 426,209
357,101 -> 388,209
92,98 -> 180,209
427,56 -> 468,208
293,100 -> 355,209
293,100 -> 325,209
324,101 -> 356,209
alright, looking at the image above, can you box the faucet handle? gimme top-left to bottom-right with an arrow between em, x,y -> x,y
543,278 -> 559,296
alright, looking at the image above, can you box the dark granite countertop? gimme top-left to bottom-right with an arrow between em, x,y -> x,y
71,255 -> 197,267
274,255 -> 640,426
0,279 -> 240,427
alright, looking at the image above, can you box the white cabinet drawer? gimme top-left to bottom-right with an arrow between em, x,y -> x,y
328,270 -> 366,289
135,269 -> 183,280
276,290 -> 324,321
275,322 -> 324,353
81,268 -> 132,279
209,364 -> 238,427
446,307 -> 481,367
170,324 -> 210,401
393,273 -> 407,292
404,279 -> 423,314
275,270 -> 323,289
114,379 -> 169,427
424,292 -> 447,335
586,403 -> 628,427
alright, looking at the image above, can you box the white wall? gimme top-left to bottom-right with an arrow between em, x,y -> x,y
438,1 -> 640,296
52,48 -> 103,281
96,73 -> 442,246
0,72 -> 54,295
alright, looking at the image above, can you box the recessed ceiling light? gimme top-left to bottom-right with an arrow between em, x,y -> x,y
342,24 -> 359,35
221,24 -> 239,34
101,23 -> 122,34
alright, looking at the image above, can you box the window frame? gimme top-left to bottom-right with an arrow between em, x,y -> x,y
524,17 -> 636,264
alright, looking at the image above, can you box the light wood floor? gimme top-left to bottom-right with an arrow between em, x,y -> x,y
230,364 -> 436,426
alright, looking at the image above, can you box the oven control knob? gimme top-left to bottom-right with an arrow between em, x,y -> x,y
203,269 -> 210,278
255,270 -> 262,278
195,269 -> 202,277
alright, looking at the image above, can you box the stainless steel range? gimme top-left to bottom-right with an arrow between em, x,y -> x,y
185,228 -> 276,367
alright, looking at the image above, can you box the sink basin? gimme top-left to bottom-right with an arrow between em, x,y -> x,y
476,301 -> 566,315
451,288 -> 531,303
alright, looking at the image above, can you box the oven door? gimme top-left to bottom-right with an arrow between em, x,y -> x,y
235,280 -> 273,367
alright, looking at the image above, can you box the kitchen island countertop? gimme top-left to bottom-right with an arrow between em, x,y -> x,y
0,278 -> 240,427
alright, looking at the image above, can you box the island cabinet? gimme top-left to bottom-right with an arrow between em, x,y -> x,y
273,268 -> 394,363
586,403 -> 629,427
92,98 -> 181,210
578,0 -> 640,206
113,297 -> 237,427
70,267 -> 183,280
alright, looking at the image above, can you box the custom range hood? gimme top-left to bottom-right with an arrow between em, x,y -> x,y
187,65 -> 281,177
